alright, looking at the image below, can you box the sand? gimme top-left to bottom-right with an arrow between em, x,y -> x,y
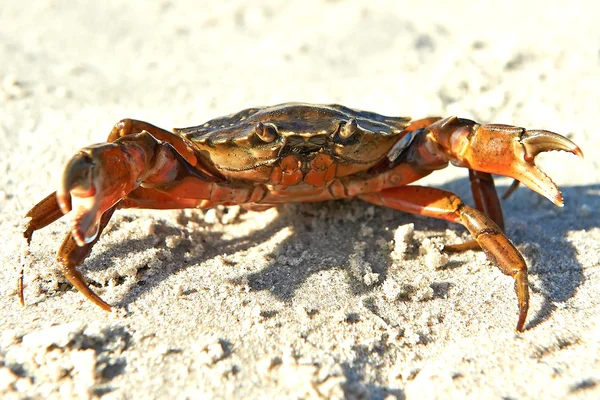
1,1 -> 599,399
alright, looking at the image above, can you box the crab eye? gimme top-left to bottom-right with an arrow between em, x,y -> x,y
254,122 -> 279,143
334,118 -> 359,143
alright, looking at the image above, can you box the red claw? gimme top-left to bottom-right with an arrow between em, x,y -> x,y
58,143 -> 139,247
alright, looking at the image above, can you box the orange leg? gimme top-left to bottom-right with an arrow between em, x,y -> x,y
23,192 -> 63,244
53,205 -> 118,310
359,185 -> 529,332
107,119 -> 223,181
468,170 -> 504,230
54,189 -> 211,310
120,187 -> 201,209
444,170 -> 505,252
107,119 -> 195,165
20,200 -> 118,309
20,192 -> 64,305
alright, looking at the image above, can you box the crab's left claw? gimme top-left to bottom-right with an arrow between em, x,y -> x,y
57,150 -> 102,245
426,117 -> 583,207
56,143 -> 137,247
57,151 -> 95,213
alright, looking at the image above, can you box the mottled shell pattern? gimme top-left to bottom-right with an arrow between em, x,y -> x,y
175,103 -> 414,182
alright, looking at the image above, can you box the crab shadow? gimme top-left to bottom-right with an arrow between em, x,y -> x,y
83,199 -> 406,308
240,179 -> 597,331
77,179 -> 598,331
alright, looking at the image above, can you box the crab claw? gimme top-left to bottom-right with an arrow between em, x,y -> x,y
57,142 -> 142,247
513,128 -> 583,206
520,129 -> 583,161
57,151 -> 94,211
426,117 -> 583,207
57,147 -> 106,246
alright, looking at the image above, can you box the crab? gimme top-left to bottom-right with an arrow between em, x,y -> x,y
22,103 -> 583,332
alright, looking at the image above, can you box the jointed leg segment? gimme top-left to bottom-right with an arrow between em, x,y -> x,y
54,205 -> 118,311
360,185 -> 529,332
444,169 -> 505,253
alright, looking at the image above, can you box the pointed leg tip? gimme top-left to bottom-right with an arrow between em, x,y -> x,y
552,191 -> 565,207
82,289 -> 113,312
516,315 -> 527,332
23,230 -> 33,245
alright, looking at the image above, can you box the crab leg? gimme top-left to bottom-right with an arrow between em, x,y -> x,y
107,119 -> 198,166
23,191 -> 64,244
54,205 -> 117,310
359,186 -> 529,332
22,189 -> 211,309
120,187 -> 201,209
444,170 -> 504,252
53,189 -> 207,310
21,192 -> 66,306
468,170 -> 504,230
20,196 -> 117,308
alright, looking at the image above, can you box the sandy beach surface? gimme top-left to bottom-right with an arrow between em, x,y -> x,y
1,1 -> 599,399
